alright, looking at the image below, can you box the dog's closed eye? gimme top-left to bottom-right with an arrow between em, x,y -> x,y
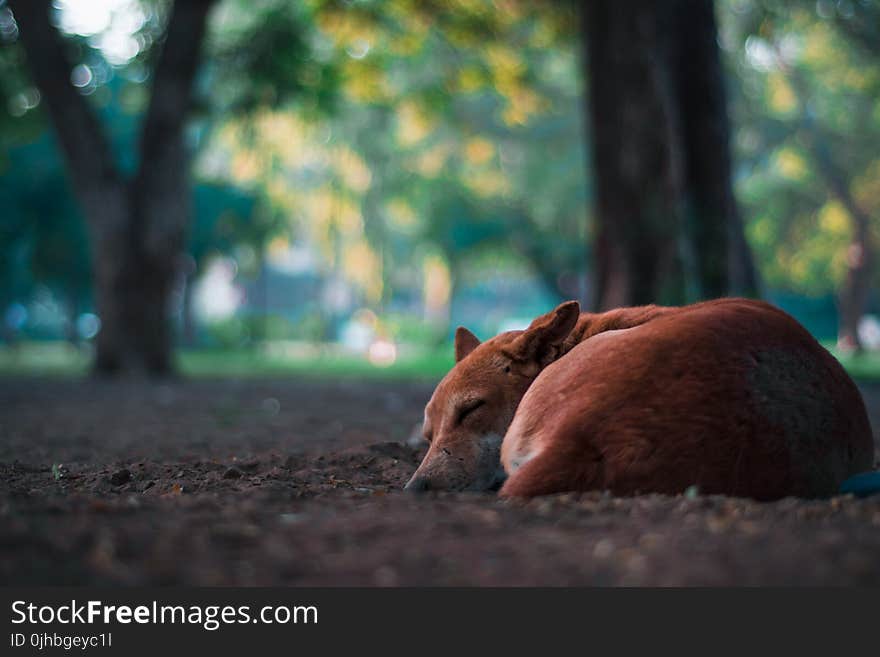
456,399 -> 485,424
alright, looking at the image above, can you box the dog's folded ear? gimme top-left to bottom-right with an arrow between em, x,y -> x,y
507,300 -> 580,366
454,326 -> 481,362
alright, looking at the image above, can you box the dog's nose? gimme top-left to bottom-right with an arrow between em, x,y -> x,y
404,475 -> 430,492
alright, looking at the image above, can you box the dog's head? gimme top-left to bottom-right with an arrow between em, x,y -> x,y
405,301 -> 580,492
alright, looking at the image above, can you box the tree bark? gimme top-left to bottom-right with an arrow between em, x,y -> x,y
10,0 -> 215,376
582,0 -> 758,309
672,0 -> 759,298
583,0 -> 687,309
837,221 -> 872,353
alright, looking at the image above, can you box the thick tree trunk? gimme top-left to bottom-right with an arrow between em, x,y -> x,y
672,0 -> 759,298
11,0 -> 214,376
68,182 -> 179,373
583,1 -> 687,310
89,191 -> 178,373
582,0 -> 757,309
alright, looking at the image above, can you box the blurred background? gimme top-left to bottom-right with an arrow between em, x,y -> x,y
0,0 -> 878,380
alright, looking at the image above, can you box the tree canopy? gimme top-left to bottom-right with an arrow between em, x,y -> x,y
1,0 -> 878,353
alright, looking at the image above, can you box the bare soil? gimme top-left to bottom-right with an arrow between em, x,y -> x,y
2,378 -> 879,586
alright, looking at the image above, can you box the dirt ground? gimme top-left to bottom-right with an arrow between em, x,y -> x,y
2,377 -> 880,586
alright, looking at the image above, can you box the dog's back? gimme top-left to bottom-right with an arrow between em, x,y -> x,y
499,298 -> 874,499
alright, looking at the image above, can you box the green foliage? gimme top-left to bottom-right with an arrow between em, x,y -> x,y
0,132 -> 90,308
207,0 -> 340,116
381,312 -> 446,345
0,39 -> 43,157
3,0 -> 879,353
721,0 -> 880,297
202,311 -> 330,348
198,0 -> 587,307
190,183 -> 258,264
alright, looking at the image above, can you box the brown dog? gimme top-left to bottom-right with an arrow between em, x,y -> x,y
405,298 -> 874,499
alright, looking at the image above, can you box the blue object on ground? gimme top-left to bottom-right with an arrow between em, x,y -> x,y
839,471 -> 880,498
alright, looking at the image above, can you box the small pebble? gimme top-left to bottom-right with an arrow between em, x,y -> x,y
109,469 -> 131,486
593,538 -> 615,559
223,467 -> 242,479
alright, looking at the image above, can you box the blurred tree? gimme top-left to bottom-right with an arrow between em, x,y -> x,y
0,196 -> 30,345
8,0 -> 873,357
307,0 -> 587,302
0,133 -> 91,343
583,0 -> 758,308
199,0 -> 587,329
723,0 -> 880,351
20,158 -> 91,343
185,182 -> 258,344
8,0 -> 216,375
790,70 -> 874,352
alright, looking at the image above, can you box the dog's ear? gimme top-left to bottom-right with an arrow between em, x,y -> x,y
507,301 -> 580,366
454,326 -> 481,362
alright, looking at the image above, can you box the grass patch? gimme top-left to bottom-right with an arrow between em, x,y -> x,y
824,344 -> 880,383
4,340 -> 880,383
0,342 -> 454,381
0,342 -> 90,377
178,345 -> 453,380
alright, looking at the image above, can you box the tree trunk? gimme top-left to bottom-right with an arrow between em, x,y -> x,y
89,192 -> 178,373
672,0 -> 759,298
837,225 -> 872,353
11,0 -> 215,376
583,0 -> 687,310
582,0 -> 757,309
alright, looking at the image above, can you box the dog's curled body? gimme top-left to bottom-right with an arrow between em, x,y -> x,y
499,299 -> 873,499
